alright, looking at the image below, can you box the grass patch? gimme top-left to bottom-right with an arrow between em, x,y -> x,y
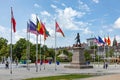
25,74 -> 94,80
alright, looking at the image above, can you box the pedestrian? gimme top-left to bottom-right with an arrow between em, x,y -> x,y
5,61 -> 9,69
105,61 -> 108,69
15,59 -> 18,66
103,61 -> 106,69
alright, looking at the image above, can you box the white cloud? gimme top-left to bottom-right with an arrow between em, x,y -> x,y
78,0 -> 90,12
82,27 -> 93,34
0,25 -> 27,44
51,4 -> 57,9
55,7 -> 86,30
102,25 -> 113,32
40,11 -> 51,16
28,4 -> 92,47
0,25 -> 11,43
92,0 -> 99,3
14,32 -> 24,42
113,17 -> 120,29
116,35 -> 120,43
34,3 -> 40,8
0,25 -> 5,32
108,28 -> 113,32
30,14 -> 36,23
63,7 -> 84,18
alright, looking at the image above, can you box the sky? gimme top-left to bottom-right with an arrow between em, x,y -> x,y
0,0 -> 120,48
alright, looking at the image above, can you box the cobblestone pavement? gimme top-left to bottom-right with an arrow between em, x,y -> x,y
0,63 -> 120,80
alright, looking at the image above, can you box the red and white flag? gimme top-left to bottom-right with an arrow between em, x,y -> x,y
55,21 -> 65,37
11,7 -> 16,33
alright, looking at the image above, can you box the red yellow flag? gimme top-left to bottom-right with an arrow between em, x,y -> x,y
11,7 -> 16,33
107,36 -> 111,46
36,17 -> 44,35
55,21 -> 65,37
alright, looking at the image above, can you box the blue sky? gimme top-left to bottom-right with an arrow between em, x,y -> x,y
0,0 -> 120,47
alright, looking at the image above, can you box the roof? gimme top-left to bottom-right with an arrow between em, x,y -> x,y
58,53 -> 68,58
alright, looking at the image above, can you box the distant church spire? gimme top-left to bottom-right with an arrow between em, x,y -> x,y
113,36 -> 117,47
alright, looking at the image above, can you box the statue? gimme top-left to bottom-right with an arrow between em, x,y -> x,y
74,33 -> 81,47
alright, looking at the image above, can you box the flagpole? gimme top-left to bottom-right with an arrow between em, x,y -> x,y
55,21 -> 57,71
26,22 -> 30,70
107,45 -> 109,64
94,44 -> 96,65
28,31 -> 30,70
36,34 -> 38,72
98,46 -> 100,67
43,40 -> 46,70
104,36 -> 106,63
10,7 -> 13,74
104,43 -> 106,62
107,35 -> 110,66
27,28 -> 30,70
114,45 -> 117,67
54,20 -> 64,70
26,24 -> 29,70
39,35 -> 42,71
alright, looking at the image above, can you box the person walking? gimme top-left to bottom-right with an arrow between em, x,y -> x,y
5,61 -> 9,69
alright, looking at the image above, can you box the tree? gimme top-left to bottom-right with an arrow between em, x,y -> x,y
48,48 -> 55,61
13,38 -> 27,60
0,37 -> 8,60
84,49 -> 92,61
29,44 -> 36,62
90,45 -> 97,49
109,48 -> 114,57
0,37 -> 8,49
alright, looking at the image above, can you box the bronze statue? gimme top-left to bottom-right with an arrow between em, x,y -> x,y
74,33 -> 81,47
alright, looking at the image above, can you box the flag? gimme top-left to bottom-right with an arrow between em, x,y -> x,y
104,37 -> 107,44
94,37 -> 99,43
11,7 -> 16,32
36,17 -> 44,35
55,21 -> 65,37
44,27 -> 50,40
41,22 -> 50,40
98,36 -> 105,44
107,36 -> 111,46
29,20 -> 38,35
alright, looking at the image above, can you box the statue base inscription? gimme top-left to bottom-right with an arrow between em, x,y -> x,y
64,46 -> 93,69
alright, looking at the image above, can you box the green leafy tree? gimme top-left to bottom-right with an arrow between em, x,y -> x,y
13,38 -> 27,60
0,37 -> 8,49
109,48 -> 114,57
0,37 -> 8,60
48,48 -> 55,61
29,44 -> 36,62
84,50 -> 92,61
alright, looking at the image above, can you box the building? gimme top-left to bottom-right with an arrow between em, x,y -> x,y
87,38 -> 97,47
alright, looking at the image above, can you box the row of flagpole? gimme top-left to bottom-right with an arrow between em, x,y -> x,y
93,35 -> 119,67
27,18 -> 64,72
10,7 -> 65,74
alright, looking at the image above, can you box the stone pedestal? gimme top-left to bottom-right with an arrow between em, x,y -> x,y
64,47 -> 93,69
71,47 -> 85,65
